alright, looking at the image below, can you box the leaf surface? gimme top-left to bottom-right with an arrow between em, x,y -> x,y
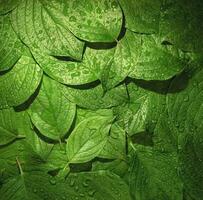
29,75 -> 76,141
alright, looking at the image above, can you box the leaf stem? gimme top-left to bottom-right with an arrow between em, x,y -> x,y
16,157 -> 23,175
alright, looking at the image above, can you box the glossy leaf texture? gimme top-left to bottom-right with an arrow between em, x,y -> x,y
0,0 -> 202,199
29,75 -> 76,141
167,67 -> 203,199
119,0 -> 161,34
62,82 -> 128,110
66,111 -> 114,164
128,146 -> 183,200
43,0 -> 123,42
0,51 -> 43,108
101,30 -> 185,89
11,0 -> 84,60
32,47 -> 114,85
0,108 -> 25,146
0,14 -> 23,71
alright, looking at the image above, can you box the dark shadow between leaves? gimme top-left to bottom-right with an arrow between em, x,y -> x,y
52,55 -> 82,63
69,161 -> 92,173
131,131 -> 153,147
117,6 -> 126,41
125,68 -> 193,94
64,79 -> 101,90
125,77 -> 171,94
33,126 -> 59,144
14,80 -> 42,112
62,110 -> 77,141
85,41 -> 117,50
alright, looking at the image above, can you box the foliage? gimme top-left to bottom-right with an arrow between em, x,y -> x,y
0,0 -> 202,199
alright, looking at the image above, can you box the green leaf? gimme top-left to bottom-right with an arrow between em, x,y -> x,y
32,47 -> 114,85
66,113 -> 113,164
102,30 -> 185,89
0,171 -> 131,200
44,144 -> 68,171
11,0 -> 84,60
0,14 -> 23,71
0,0 -> 20,15
167,67 -> 203,199
29,75 -> 76,141
125,81 -> 166,135
129,147 -> 183,200
119,0 -> 161,34
99,123 -> 126,160
92,159 -> 129,178
153,112 -> 178,153
0,140 -> 25,181
62,83 -> 128,110
0,52 -> 43,108
0,108 -> 25,146
66,171 -> 132,200
43,0 -> 123,42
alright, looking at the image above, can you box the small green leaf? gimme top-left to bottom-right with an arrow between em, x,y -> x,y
66,113 -> 113,164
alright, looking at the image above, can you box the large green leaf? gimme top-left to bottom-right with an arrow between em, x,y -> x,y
0,52 -> 43,108
66,113 -> 113,164
0,14 -> 23,72
129,146 -> 183,200
43,0 -> 123,42
29,75 -> 76,141
11,0 -> 84,60
102,30 -> 185,89
119,0 -> 161,34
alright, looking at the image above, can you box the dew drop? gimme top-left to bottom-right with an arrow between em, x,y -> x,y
183,95 -> 189,102
74,185 -> 79,192
88,190 -> 96,197
69,178 -> 75,187
49,178 -> 56,185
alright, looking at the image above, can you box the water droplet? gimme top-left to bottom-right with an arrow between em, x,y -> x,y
33,189 -> 37,193
79,193 -> 85,197
49,178 -> 56,185
88,190 -> 96,197
74,185 -> 79,192
69,16 -> 76,22
183,95 -> 189,102
69,179 -> 75,187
